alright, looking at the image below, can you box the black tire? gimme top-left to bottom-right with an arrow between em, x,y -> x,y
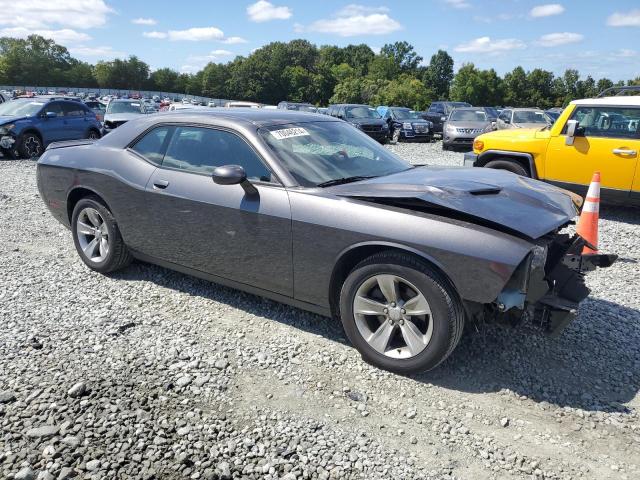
442,143 -> 450,151
339,251 -> 465,374
18,132 -> 43,159
484,158 -> 529,177
87,129 -> 101,140
71,196 -> 132,273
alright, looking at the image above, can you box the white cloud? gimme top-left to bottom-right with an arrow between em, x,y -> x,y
168,26 -> 224,41
454,36 -> 525,54
247,1 -> 292,22
0,0 -> 112,30
0,27 -> 91,44
530,4 -> 565,18
445,0 -> 471,9
143,31 -> 167,39
210,49 -> 233,56
69,45 -> 126,58
304,5 -> 402,37
536,32 -> 583,47
132,18 -> 157,26
613,48 -> 637,58
607,10 -> 640,27
221,36 -> 248,44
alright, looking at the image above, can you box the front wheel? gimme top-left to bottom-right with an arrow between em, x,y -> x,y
18,133 -> 43,159
87,129 -> 101,140
71,197 -> 132,273
484,158 -> 529,177
339,252 -> 464,374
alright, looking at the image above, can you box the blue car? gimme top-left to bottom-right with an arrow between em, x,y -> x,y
0,97 -> 102,159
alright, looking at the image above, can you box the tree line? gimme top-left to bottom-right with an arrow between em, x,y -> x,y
1,35 -> 638,109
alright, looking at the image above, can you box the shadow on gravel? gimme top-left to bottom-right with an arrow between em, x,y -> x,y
600,205 -> 640,225
418,297 -> 640,413
113,255 -> 638,414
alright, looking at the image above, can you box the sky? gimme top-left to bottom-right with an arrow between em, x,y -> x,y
1,0 -> 639,80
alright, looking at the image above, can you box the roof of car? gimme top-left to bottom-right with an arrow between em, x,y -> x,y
155,109 -> 336,127
571,96 -> 640,107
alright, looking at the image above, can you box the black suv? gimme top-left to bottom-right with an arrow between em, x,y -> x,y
422,101 -> 472,135
327,104 -> 389,143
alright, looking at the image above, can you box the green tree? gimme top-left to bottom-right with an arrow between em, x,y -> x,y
380,41 -> 423,73
200,63 -> 230,98
94,56 -> 150,90
596,78 -> 614,95
502,66 -> 528,106
367,54 -> 400,81
450,63 -> 502,105
422,50 -> 454,100
150,67 -> 181,92
526,69 -> 554,109
373,74 -> 432,110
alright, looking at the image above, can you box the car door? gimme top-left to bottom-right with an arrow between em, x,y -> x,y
38,102 -> 68,143
138,124 -> 293,296
544,105 -> 640,200
61,101 -> 88,139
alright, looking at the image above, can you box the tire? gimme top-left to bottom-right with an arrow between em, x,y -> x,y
442,143 -> 450,151
87,129 -> 101,140
392,129 -> 401,144
18,132 -> 43,159
484,158 -> 529,177
339,251 -> 465,374
71,196 -> 133,273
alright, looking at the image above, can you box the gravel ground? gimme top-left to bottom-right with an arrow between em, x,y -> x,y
1,141 -> 639,480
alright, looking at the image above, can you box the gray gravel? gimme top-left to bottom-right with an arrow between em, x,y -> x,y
1,142 -> 639,479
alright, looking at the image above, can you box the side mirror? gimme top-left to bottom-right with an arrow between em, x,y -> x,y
491,121 -> 497,129
44,111 -> 57,118
565,119 -> 580,145
212,164 -> 258,196
503,118 -> 510,124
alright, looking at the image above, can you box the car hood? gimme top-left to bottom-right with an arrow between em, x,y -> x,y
328,167 -> 579,239
104,113 -> 142,122
447,121 -> 490,129
0,115 -> 28,124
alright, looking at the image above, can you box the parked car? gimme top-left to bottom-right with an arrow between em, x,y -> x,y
376,106 -> 433,142
422,101 -> 472,135
496,108 -> 552,130
277,101 -> 318,113
0,97 -> 101,158
464,87 -> 640,205
103,99 -> 147,134
544,109 -> 561,123
84,100 -> 106,122
225,101 -> 262,108
36,109 -> 615,374
442,107 -> 495,151
327,104 -> 389,143
317,107 -> 328,115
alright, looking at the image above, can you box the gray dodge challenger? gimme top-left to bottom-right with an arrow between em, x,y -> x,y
36,110 -> 616,374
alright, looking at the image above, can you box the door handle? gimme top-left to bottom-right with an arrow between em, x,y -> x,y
153,180 -> 170,189
612,149 -> 637,155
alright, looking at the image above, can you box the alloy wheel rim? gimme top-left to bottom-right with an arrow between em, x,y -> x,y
24,136 -> 42,157
76,208 -> 109,262
353,274 -> 433,359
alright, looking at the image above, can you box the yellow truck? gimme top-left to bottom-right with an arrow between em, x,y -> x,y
464,87 -> 640,205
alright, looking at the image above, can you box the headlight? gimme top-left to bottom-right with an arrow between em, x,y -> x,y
0,123 -> 15,135
445,124 -> 456,132
473,139 -> 484,151
440,116 -> 446,121
402,122 -> 412,130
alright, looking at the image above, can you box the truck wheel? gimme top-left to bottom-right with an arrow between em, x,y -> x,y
484,158 -> 529,177
339,251 -> 464,374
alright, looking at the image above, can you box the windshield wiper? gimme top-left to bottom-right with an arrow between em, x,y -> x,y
317,175 -> 377,188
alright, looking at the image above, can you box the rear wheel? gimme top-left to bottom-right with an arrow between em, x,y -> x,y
71,197 -> 132,273
484,158 -> 529,177
18,133 -> 43,159
87,129 -> 101,140
339,251 -> 464,374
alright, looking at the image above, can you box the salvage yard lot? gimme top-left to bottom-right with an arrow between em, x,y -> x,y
1,143 -> 639,480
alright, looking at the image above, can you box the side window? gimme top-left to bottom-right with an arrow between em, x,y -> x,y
162,126 -> 274,182
45,102 -> 64,117
130,126 -> 174,165
62,102 -> 87,117
570,106 -> 640,139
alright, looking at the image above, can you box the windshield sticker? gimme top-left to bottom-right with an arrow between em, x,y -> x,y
270,127 -> 310,140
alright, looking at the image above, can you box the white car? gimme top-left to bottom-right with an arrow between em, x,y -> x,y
224,101 -> 262,109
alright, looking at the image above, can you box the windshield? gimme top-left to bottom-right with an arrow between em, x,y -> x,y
513,110 -> 547,124
106,101 -> 144,114
450,109 -> 487,122
345,106 -> 381,119
287,104 -> 317,113
259,121 -> 411,187
392,109 -> 421,120
0,99 -> 44,117
445,102 -> 471,113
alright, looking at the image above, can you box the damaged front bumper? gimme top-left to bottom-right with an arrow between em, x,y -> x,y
490,234 -> 616,336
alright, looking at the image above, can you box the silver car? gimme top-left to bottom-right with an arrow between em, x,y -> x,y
442,107 -> 495,151
103,99 -> 148,134
496,108 -> 552,130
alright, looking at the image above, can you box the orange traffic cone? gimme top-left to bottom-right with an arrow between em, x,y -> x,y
576,172 -> 600,254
